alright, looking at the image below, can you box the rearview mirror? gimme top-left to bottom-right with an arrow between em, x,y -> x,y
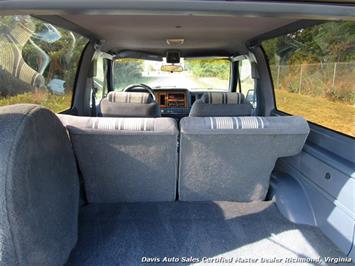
161,65 -> 183,73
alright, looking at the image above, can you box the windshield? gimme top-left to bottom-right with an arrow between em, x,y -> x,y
113,58 -> 230,91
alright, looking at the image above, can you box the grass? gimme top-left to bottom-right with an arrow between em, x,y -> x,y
275,89 -> 355,137
0,90 -> 72,113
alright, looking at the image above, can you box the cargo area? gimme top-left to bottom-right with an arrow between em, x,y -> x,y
67,201 -> 345,265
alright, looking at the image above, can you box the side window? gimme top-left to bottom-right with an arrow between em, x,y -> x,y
238,59 -> 256,107
0,16 -> 88,113
262,21 -> 355,137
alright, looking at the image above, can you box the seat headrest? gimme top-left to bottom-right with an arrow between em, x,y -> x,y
58,115 -> 177,134
89,117 -> 154,131
201,92 -> 245,104
107,91 -> 153,104
181,116 -> 310,133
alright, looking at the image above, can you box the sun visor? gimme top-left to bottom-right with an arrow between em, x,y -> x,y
115,51 -> 162,61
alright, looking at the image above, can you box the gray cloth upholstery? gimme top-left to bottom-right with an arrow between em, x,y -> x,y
100,91 -> 161,117
59,115 -> 178,203
189,92 -> 252,117
201,92 -> 245,104
190,100 -> 252,117
0,104 -> 80,266
107,91 -> 153,104
179,116 -> 310,201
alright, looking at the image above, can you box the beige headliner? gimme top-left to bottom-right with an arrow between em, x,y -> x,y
62,15 -> 296,56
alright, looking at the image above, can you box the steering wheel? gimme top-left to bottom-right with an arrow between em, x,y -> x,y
123,84 -> 156,102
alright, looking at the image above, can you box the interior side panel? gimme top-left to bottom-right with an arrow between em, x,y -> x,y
273,137 -> 355,258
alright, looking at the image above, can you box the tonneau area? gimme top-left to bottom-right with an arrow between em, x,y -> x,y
67,201 -> 344,265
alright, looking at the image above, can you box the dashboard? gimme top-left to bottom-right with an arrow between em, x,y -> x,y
154,88 -> 202,117
155,90 -> 188,109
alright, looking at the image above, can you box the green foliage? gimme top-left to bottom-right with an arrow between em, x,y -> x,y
263,21 -> 355,104
263,21 -> 355,65
185,59 -> 230,80
315,22 -> 355,62
113,58 -> 147,90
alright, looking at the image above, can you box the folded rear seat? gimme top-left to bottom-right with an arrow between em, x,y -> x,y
0,105 -> 80,265
59,115 -> 178,203
179,116 -> 310,202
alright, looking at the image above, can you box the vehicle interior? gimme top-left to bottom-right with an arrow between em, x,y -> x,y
0,1 -> 354,265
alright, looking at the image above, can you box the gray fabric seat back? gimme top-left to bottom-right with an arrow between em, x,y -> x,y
179,116 -> 310,202
100,91 -> 161,117
0,104 -> 80,266
59,115 -> 178,203
189,92 -> 252,117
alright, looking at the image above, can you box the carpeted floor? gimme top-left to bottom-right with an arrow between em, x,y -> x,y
66,201 -> 348,266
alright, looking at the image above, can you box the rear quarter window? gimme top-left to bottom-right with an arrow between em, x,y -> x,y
0,16 -> 88,113
262,21 -> 355,137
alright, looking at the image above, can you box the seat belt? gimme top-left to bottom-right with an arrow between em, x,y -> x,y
90,61 -> 97,117
91,82 -> 97,117
237,65 -> 242,93
250,61 -> 259,116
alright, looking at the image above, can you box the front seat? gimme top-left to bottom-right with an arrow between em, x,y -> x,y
100,91 -> 161,117
189,92 -> 252,117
